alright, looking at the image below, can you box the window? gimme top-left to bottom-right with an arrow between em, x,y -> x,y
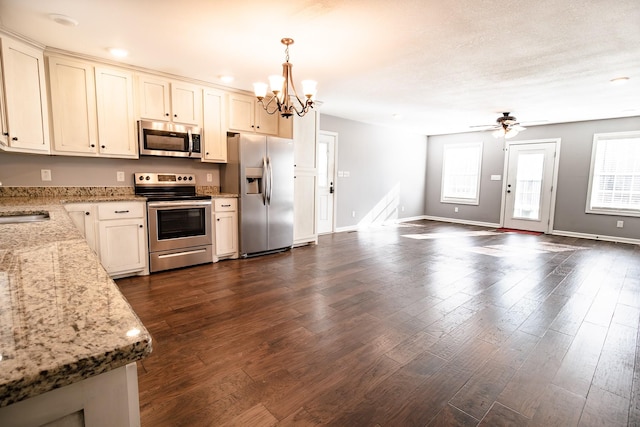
441,141 -> 483,205
587,131 -> 640,216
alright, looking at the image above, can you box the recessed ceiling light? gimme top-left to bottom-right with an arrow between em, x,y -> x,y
610,77 -> 630,85
218,75 -> 234,84
49,14 -> 79,27
108,48 -> 129,58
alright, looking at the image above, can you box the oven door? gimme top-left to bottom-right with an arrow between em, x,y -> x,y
148,200 -> 212,252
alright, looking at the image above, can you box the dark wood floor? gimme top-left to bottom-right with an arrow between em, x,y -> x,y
117,220 -> 640,426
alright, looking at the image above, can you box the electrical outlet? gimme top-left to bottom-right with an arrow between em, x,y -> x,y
617,220 -> 624,228
206,173 -> 213,182
41,169 -> 52,181
352,211 -> 356,218
454,207 -> 459,213
116,171 -> 125,182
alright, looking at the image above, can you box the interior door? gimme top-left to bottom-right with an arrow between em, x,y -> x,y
503,141 -> 558,232
317,132 -> 336,234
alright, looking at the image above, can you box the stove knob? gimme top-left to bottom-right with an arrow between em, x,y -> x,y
177,176 -> 182,181
183,176 -> 188,181
145,176 -> 150,180
138,176 -> 144,181
188,176 -> 193,181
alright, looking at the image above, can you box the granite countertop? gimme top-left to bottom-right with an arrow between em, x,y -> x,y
0,198 -> 152,408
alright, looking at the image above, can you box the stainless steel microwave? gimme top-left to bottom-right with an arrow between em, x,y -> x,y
138,120 -> 202,158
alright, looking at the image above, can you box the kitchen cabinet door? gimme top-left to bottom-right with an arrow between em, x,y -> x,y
171,82 -> 202,126
215,211 -> 238,257
65,203 -> 98,253
98,218 -> 146,276
202,88 -> 227,162
227,92 -> 255,132
293,171 -> 317,245
138,75 -> 171,121
95,66 -> 137,158
0,36 -> 50,153
48,56 -> 99,155
255,103 -> 279,136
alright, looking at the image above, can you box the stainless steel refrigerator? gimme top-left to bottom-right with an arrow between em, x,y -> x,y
222,132 -> 294,257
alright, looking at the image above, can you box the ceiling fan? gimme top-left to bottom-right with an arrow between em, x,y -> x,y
471,112 -> 527,139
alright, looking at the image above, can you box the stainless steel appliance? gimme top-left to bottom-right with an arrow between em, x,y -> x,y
134,172 -> 212,272
222,133 -> 294,257
138,120 -> 202,158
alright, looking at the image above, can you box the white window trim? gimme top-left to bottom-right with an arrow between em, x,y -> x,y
440,141 -> 483,205
586,130 -> 640,217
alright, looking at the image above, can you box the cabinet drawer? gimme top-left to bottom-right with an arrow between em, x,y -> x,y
97,202 -> 145,220
214,198 -> 237,212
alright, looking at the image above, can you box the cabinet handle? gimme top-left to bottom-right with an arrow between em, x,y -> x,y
101,145 -> 106,149
139,224 -> 143,228
221,204 -> 231,207
90,144 -> 95,148
12,136 -> 18,141
165,113 -> 169,117
174,114 -> 177,118
114,210 -> 130,214
85,211 -> 90,216
2,132 -> 8,136
217,218 -> 220,221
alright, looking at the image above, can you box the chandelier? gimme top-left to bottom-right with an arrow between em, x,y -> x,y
253,38 -> 317,118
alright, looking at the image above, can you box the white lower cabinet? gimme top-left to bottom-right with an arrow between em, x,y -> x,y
213,198 -> 238,259
65,201 -> 148,278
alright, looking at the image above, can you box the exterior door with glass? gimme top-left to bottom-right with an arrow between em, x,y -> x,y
503,141 -> 559,233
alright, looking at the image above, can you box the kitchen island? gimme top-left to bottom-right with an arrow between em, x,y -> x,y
0,197 -> 152,426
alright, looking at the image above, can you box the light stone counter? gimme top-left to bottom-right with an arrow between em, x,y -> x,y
0,197 -> 152,409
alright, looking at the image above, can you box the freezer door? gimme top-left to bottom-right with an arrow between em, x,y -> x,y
266,136 -> 294,251
239,134 -> 268,255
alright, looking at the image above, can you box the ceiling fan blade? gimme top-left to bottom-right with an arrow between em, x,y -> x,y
469,124 -> 498,129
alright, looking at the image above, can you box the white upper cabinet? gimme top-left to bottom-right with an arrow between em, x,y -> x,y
227,92 -> 279,136
202,88 -> 227,163
48,56 -> 137,158
94,67 -> 137,158
138,75 -> 202,126
0,36 -> 50,153
48,56 -> 98,154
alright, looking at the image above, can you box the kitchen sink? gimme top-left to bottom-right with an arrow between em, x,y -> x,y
0,211 -> 50,224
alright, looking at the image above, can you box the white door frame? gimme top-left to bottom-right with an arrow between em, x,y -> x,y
499,138 -> 561,233
318,130 -> 338,234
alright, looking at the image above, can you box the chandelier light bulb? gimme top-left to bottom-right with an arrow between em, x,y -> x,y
301,80 -> 317,99
253,82 -> 268,99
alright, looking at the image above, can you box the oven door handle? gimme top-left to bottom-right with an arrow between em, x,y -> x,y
187,129 -> 193,157
148,200 -> 212,208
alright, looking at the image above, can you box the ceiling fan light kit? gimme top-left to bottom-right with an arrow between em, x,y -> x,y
253,38 -> 317,118
493,112 -> 526,139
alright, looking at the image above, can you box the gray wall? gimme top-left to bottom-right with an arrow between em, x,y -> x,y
0,152 -> 221,188
426,116 -> 640,239
320,114 -> 427,229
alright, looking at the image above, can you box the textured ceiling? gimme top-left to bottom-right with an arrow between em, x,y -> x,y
0,0 -> 638,135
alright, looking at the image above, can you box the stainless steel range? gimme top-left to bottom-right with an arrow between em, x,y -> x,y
134,172 -> 212,273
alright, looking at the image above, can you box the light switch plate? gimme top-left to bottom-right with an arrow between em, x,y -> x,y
41,169 -> 52,181
490,175 -> 501,181
116,171 -> 125,182
206,173 -> 213,182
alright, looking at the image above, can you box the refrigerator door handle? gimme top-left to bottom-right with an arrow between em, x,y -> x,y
261,156 -> 268,205
266,156 -> 273,205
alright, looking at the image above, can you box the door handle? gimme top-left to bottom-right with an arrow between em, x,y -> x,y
329,181 -> 334,194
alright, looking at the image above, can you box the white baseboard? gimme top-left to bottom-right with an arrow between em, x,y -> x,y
422,215 -> 501,229
551,229 -> 640,245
